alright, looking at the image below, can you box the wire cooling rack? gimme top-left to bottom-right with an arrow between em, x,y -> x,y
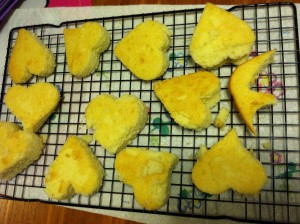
0,2 -> 299,223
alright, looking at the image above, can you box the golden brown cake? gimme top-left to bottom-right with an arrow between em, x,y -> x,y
0,121 -> 44,180
190,3 -> 255,69
153,71 -> 220,131
85,94 -> 148,154
229,50 -> 277,135
8,29 -> 56,83
192,129 -> 267,195
114,20 -> 171,80
4,82 -> 60,133
115,147 -> 178,211
64,22 -> 110,78
44,135 -> 105,200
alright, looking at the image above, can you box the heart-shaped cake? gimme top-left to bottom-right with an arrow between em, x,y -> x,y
115,147 -> 179,211
4,82 -> 60,133
229,50 -> 277,135
114,20 -> 171,80
0,121 -> 44,180
8,29 -> 56,84
192,129 -> 267,195
44,135 -> 105,200
190,3 -> 255,69
85,94 -> 148,154
153,71 -> 220,131
64,22 -> 110,78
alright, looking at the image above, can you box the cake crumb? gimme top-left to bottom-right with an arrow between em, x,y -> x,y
262,141 -> 271,150
214,107 -> 230,128
195,144 -> 208,159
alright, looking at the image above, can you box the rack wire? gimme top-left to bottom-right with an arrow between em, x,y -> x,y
0,2 -> 299,223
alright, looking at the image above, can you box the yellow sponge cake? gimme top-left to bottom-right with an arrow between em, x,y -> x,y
190,3 -> 255,69
114,20 -> 171,80
192,129 -> 267,195
64,22 -> 110,78
229,50 -> 277,135
153,71 -> 220,131
85,94 -> 148,154
115,147 -> 178,210
0,121 -> 44,180
45,135 -> 105,200
4,82 -> 60,133
8,29 -> 56,83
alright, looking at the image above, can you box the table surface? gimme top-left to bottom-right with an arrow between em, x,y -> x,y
1,0 -> 299,224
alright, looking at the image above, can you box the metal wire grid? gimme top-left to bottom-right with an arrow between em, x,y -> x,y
0,2 -> 299,223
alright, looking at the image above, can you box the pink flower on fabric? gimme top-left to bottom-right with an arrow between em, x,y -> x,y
270,151 -> 282,164
258,73 -> 284,99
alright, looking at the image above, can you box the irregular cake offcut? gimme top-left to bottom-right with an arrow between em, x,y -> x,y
114,20 -> 171,80
8,29 -> 56,83
213,107 -> 230,128
64,22 -> 110,78
4,82 -> 60,133
45,135 -> 105,200
229,50 -> 277,135
0,121 -> 44,180
115,147 -> 179,211
190,3 -> 255,69
85,94 -> 148,154
192,129 -> 267,195
153,71 -> 220,131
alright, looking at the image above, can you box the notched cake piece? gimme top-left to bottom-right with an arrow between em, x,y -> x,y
8,29 -> 56,83
115,20 -> 171,80
153,71 -> 221,131
190,3 -> 255,69
64,22 -> 110,78
0,121 -> 44,180
85,94 -> 148,154
4,82 -> 60,133
115,147 -> 178,211
45,136 -> 105,200
192,129 -> 267,195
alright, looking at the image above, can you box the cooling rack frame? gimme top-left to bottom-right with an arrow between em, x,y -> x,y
0,2 -> 300,223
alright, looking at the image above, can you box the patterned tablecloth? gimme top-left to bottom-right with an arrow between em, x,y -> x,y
0,3 -> 299,224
